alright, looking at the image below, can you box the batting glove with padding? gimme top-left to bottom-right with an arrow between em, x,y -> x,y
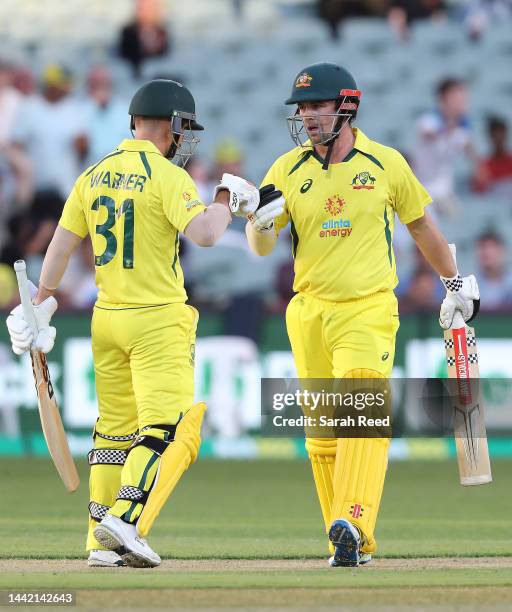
213,173 -> 260,217
6,281 -> 58,355
439,273 -> 480,330
247,184 -> 285,232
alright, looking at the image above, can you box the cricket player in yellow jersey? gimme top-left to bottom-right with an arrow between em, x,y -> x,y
245,63 -> 481,566
5,79 -> 262,568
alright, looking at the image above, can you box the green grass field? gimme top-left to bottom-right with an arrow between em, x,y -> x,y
1,458 -> 511,609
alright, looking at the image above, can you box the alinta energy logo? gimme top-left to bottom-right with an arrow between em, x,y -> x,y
320,194 -> 352,239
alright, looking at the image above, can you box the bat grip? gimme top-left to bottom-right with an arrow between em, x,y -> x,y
13,260 -> 39,337
452,310 -> 465,329
448,243 -> 457,267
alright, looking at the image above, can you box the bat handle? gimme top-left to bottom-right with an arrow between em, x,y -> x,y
448,243 -> 457,266
447,244 -> 465,329
13,259 -> 39,338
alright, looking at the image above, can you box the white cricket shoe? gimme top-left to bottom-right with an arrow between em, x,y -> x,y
88,549 -> 125,567
93,514 -> 161,568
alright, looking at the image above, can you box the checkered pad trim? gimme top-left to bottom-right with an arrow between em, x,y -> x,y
89,501 -> 110,522
95,430 -> 138,441
467,336 -> 477,346
444,339 -> 454,349
441,274 -> 463,292
447,357 -> 456,366
468,354 -> 478,363
117,486 -> 147,502
88,449 -> 128,466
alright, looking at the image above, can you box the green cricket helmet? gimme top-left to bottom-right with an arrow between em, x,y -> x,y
285,63 -> 361,148
128,79 -> 203,166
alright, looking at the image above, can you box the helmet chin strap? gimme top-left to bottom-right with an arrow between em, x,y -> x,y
166,116 -> 185,160
166,136 -> 178,160
321,104 -> 345,171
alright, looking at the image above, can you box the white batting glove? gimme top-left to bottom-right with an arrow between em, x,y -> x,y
214,173 -> 260,217
6,292 -> 58,355
248,184 -> 285,232
439,273 -> 480,330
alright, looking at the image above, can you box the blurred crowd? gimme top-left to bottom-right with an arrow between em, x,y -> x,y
316,0 -> 512,41
1,0 -> 512,342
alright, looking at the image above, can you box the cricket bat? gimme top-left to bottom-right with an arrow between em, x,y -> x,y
443,245 -> 492,486
14,260 -> 80,492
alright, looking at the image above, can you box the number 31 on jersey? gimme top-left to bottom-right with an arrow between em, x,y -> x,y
92,195 -> 134,269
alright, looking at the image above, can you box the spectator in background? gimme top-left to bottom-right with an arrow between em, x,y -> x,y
84,66 -> 129,166
396,246 -> 444,307
0,146 -> 33,246
412,78 -> 475,217
211,139 -> 245,182
0,211 -> 55,284
463,0 -> 512,41
11,65 -> 36,97
476,231 -> 512,310
472,117 -> 512,198
317,0 -> 387,39
119,0 -> 170,77
0,60 -> 22,145
388,0 -> 447,41
11,64 -> 88,221
398,267 -> 441,313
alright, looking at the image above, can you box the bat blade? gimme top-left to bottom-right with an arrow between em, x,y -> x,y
13,259 -> 80,493
31,351 -> 80,492
444,323 -> 492,486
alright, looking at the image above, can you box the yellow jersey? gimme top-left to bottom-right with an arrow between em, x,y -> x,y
262,128 -> 432,302
59,139 -> 206,308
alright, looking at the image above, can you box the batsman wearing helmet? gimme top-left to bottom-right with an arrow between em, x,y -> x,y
245,63 -> 480,566
5,79 -> 260,568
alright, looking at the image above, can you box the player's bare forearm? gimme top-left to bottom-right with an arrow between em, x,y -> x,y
35,226 -> 83,304
245,221 -> 277,256
184,196 -> 232,247
407,211 -> 457,278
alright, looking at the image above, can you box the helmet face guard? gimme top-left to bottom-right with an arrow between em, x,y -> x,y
168,111 -> 200,168
287,90 -> 360,149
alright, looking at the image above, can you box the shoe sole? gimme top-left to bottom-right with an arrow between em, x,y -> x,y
93,525 -> 159,569
329,521 -> 360,567
88,560 -> 125,567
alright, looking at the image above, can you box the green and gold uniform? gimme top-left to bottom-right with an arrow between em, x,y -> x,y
262,128 -> 431,553
59,139 -> 206,550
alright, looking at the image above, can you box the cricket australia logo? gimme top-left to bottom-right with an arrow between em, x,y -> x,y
295,73 -> 312,88
352,171 -> 376,190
